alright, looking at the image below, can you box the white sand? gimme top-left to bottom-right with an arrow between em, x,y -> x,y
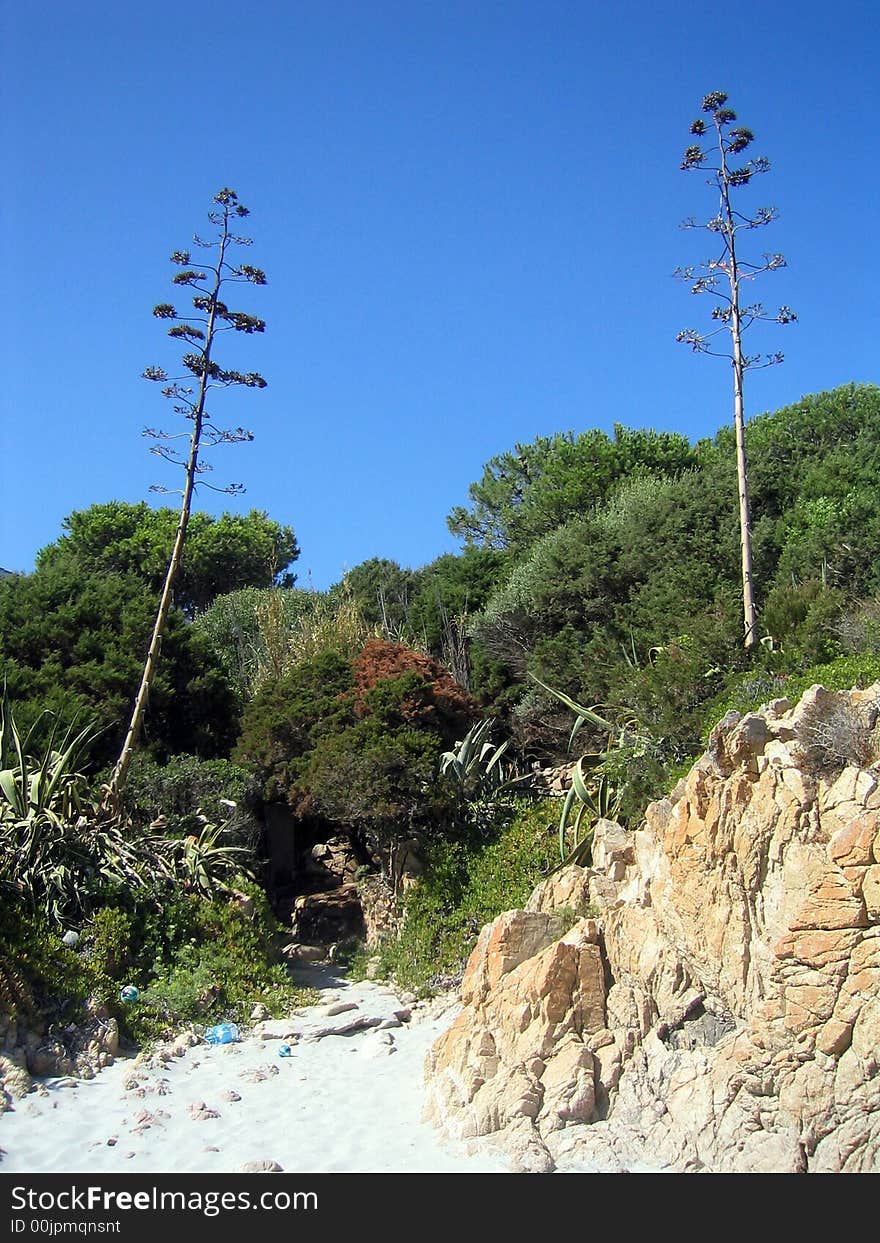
0,971 -> 510,1175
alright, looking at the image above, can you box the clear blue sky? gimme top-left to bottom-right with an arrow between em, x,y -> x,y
1,0 -> 876,589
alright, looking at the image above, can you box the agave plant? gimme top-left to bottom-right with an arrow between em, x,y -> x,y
0,689 -> 97,826
172,819 -> 255,898
439,719 -> 521,798
529,676 -> 634,868
0,690 -> 174,924
1,689 -> 258,923
555,756 -> 624,869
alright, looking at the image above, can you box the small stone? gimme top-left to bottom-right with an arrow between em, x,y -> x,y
360,1030 -> 396,1059
239,1160 -> 284,1173
221,1090 -> 242,1102
321,1001 -> 358,1017
250,1003 -> 269,1022
188,1101 -> 220,1121
258,1025 -> 299,1041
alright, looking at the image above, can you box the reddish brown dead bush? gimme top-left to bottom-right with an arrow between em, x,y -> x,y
353,639 -> 475,742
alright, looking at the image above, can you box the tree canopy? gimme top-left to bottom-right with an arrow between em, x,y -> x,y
0,501 -> 298,766
38,502 -> 298,615
447,424 -> 697,554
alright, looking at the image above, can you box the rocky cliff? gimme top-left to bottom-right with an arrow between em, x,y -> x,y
424,684 -> 880,1172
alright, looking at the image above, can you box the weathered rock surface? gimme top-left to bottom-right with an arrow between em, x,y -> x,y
289,883 -> 366,947
424,684 -> 880,1172
0,999 -> 122,1103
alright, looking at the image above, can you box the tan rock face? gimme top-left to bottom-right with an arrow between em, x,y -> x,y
425,682 -> 880,1172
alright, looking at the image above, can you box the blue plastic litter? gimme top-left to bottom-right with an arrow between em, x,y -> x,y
204,1022 -> 239,1045
119,985 -> 139,1003
277,1043 -> 292,1057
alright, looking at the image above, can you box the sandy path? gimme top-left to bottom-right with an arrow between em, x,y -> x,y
0,971 -> 509,1175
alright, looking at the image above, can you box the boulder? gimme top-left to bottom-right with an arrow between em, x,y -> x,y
289,883 -> 365,947
425,682 -> 880,1172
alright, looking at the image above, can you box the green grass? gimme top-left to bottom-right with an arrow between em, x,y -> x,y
703,652 -> 880,742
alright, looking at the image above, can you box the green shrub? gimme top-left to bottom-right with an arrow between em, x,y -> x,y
0,878 -> 314,1046
760,580 -> 845,665
235,642 -> 470,872
122,753 -> 260,842
835,597 -> 880,656
86,907 -> 134,981
779,655 -> 880,707
233,649 -> 356,800
193,586 -> 318,701
0,906 -> 94,1023
366,797 -> 557,994
123,885 -> 308,1042
703,653 -> 880,741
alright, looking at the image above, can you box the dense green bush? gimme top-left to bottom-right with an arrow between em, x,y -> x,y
122,752 -> 260,843
193,586 -> 319,702
300,716 -> 445,831
0,906 -> 94,1024
0,881 -> 313,1047
0,565 -> 240,767
448,424 -> 697,554
0,502 -> 304,766
38,503 -> 299,616
235,641 -> 473,832
233,649 -> 356,800
365,797 -> 559,993
705,654 -> 880,735
120,884 -> 309,1042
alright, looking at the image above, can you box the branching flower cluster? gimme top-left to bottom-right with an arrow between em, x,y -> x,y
674,92 -> 796,368
141,187 -> 267,497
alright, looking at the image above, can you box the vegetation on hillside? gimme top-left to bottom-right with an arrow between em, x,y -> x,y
5,382 -> 880,1021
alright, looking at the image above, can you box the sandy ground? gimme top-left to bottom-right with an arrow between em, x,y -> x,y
0,968 -> 510,1175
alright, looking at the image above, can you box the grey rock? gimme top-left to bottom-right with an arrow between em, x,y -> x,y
320,1001 -> 358,1017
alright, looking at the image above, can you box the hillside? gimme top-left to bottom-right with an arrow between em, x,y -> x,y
3,382 -> 880,1177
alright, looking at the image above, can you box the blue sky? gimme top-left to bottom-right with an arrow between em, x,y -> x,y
1,1 -> 876,588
